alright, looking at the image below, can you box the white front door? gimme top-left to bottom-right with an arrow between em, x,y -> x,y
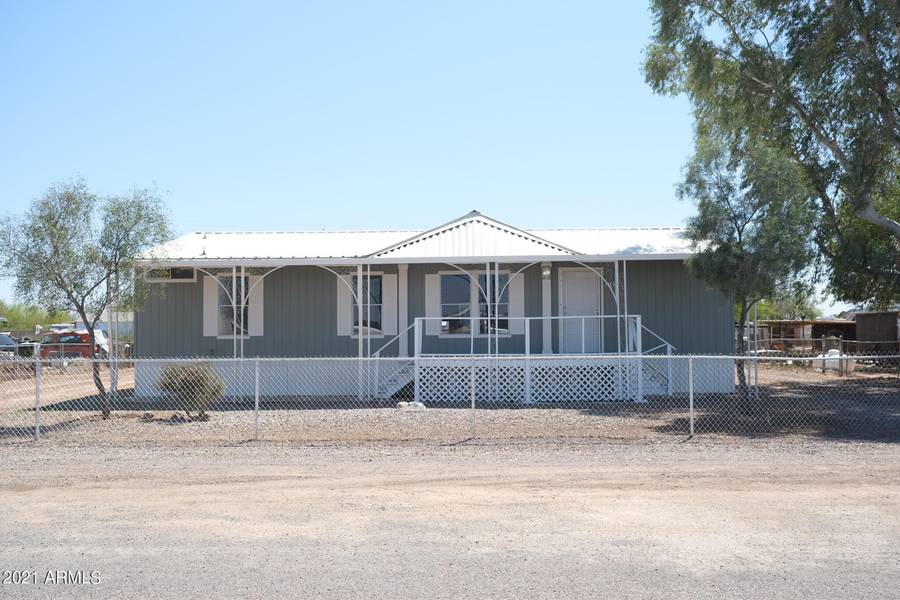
560,269 -> 600,353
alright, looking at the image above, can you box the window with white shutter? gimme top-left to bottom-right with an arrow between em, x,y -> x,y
202,274 -> 264,338
337,272 -> 397,337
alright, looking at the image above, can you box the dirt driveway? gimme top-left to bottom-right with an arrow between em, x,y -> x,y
1,438 -> 898,599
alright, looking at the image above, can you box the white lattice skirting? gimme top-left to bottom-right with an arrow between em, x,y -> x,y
133,357 -> 735,401
416,358 -> 643,404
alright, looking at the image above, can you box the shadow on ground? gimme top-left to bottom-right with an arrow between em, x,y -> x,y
648,377 -> 900,442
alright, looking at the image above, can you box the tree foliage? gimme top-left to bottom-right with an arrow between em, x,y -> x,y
0,179 -> 170,417
741,278 -> 822,320
680,134 -> 815,393
0,300 -> 72,334
824,176 -> 900,307
645,0 -> 900,304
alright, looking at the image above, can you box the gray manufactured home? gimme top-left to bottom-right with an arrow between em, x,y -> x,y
135,211 -> 734,401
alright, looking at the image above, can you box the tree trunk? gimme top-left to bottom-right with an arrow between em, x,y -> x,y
87,327 -> 111,419
857,195 -> 900,240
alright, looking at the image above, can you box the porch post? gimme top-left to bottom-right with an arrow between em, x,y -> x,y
600,266 -> 605,353
485,262 -> 491,356
366,263 -> 372,397
494,261 -> 500,356
485,261 -> 491,404
614,261 -> 621,355
357,264 -> 364,402
623,259 -> 629,354
541,261 -> 552,354
232,266 -> 237,359
398,264 -> 409,357
614,261 -> 622,399
357,264 -> 363,358
366,264 -> 372,357
240,265 -> 245,359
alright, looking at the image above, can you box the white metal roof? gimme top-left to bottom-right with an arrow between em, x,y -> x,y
532,228 -> 691,256
149,230 -> 412,261
141,211 -> 690,265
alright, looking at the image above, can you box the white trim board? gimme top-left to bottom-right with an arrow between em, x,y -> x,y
137,253 -> 690,268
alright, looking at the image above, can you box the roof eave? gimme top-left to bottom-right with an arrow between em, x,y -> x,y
136,252 -> 692,268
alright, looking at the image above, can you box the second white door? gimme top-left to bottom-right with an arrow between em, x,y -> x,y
560,269 -> 600,353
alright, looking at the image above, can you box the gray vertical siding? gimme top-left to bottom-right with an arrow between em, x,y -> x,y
623,261 -> 732,354
134,260 -> 731,358
135,265 -> 396,358
136,283 -> 205,357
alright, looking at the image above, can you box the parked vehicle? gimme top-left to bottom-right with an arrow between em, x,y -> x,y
39,330 -> 108,359
0,333 -> 18,364
0,333 -> 37,358
0,333 -> 39,374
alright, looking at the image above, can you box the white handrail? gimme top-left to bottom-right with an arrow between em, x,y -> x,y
640,336 -> 674,396
641,324 -> 676,353
406,315 -> 658,326
414,314 -> 645,324
413,315 -> 658,347
372,321 -> 417,358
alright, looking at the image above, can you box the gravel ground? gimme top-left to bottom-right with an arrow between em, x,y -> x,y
3,394 -> 897,445
1,438 -> 898,599
2,407 -> 679,444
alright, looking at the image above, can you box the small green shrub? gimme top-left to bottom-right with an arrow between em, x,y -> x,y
157,363 -> 225,421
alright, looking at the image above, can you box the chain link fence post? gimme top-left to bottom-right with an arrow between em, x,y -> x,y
254,358 -> 260,441
34,354 -> 41,441
688,355 -> 694,438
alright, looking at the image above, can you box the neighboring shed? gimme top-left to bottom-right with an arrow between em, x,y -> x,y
763,319 -> 857,341
854,311 -> 900,353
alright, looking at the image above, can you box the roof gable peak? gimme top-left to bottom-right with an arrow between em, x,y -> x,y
369,211 -> 580,259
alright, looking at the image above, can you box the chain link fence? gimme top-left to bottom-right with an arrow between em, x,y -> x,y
1,354 -> 897,444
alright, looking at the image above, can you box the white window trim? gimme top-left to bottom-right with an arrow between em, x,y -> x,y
144,267 -> 197,283
437,269 -> 512,339
350,271 -> 386,339
350,331 -> 385,339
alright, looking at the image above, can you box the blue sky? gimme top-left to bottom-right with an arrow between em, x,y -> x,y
2,2 -> 697,303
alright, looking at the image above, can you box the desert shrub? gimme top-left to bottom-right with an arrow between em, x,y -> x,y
157,363 -> 225,421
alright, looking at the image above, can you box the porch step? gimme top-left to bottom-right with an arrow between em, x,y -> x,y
376,361 -> 415,399
642,360 -> 671,396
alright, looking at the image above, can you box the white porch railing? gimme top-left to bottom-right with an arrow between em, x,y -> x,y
368,315 -> 677,401
411,315 -> 645,357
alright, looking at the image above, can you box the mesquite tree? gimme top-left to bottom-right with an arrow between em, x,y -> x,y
0,179 -> 170,418
679,136 -> 815,394
645,0 -> 899,305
